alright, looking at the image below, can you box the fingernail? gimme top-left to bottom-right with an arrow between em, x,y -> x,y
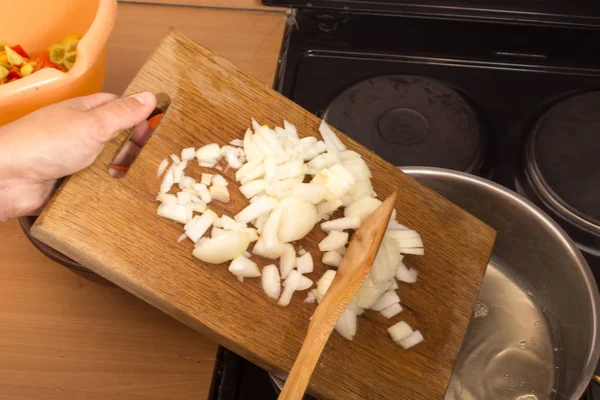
131,92 -> 155,106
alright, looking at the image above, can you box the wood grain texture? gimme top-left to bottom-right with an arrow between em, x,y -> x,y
104,2 -> 287,95
0,220 -> 217,400
32,30 -> 496,400
280,194 -> 396,400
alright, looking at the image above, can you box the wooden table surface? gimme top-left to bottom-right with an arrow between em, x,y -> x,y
0,2 -> 287,399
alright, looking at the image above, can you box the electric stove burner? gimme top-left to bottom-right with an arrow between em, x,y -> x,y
530,91 -> 600,227
322,75 -> 488,174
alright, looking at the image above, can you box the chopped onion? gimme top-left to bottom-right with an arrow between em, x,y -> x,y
173,161 -> 188,184
316,270 -> 336,302
253,131 -> 275,157
391,279 -> 399,290
344,197 -> 382,222
181,147 -> 196,161
229,255 -> 261,278
239,179 -> 267,199
318,164 -> 356,199
253,211 -> 269,234
400,247 -> 425,255
251,118 -> 261,132
335,246 -> 347,256
157,203 -> 192,224
302,140 -> 327,161
318,231 -> 348,251
396,263 -> 418,283
253,238 -> 285,259
387,321 -> 413,342
307,152 -> 339,173
262,207 -> 284,252
230,138 -> 244,147
322,251 -> 342,267
189,202 -> 207,213
177,191 -> 193,205
179,176 -> 195,190
212,217 -> 224,228
304,291 -> 316,304
396,236 -> 424,249
157,159 -> 169,178
267,178 -> 300,199
221,215 -> 247,231
279,243 -> 296,279
276,159 -> 306,180
342,157 -> 371,181
296,252 -> 313,274
277,197 -> 317,243
398,330 -> 424,350
243,129 -> 263,162
264,156 -> 278,181
285,270 -> 312,291
212,174 -> 228,187
292,183 -> 327,204
320,216 -> 361,231
316,199 -> 344,217
261,264 -> 281,299
196,143 -> 220,162
299,136 -> 317,154
370,290 -> 400,311
388,220 -> 409,230
200,161 -> 217,168
185,209 -> 218,242
212,226 -> 226,237
380,303 -> 403,319
223,146 -> 244,169
297,247 -> 307,256
160,169 -> 175,193
239,228 -> 258,242
283,120 -> 298,138
170,154 -> 181,164
209,185 -> 230,202
319,120 -> 346,153
235,196 -> 279,223
278,269 -> 302,306
243,251 -> 252,258
354,276 -> 388,309
177,233 -> 188,242
386,229 -> 420,240
201,173 -> 213,186
334,308 -> 357,340
193,231 -> 250,264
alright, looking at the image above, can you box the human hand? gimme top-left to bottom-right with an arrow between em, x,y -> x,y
0,92 -> 157,221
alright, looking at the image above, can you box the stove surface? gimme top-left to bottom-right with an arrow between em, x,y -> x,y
210,9 -> 600,400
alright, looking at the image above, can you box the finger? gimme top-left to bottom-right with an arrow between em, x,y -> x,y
64,92 -> 119,111
90,92 -> 157,141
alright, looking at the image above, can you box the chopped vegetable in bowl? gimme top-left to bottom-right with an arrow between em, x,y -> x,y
0,34 -> 81,85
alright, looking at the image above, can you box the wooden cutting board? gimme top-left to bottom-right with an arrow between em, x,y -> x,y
32,29 -> 496,400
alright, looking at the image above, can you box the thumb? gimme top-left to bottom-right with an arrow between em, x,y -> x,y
90,92 -> 157,142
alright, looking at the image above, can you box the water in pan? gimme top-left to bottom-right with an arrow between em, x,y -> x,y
446,258 -> 556,400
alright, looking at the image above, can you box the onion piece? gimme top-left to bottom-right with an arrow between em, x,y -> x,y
296,252 -> 313,274
316,199 -> 344,216
370,290 -> 400,311
320,216 -> 361,231
170,154 -> 181,164
279,243 -> 296,279
201,173 -> 213,186
229,255 -> 261,278
193,231 -> 251,264
177,233 -> 188,242
342,157 -> 371,181
304,291 -> 316,304
318,231 -> 349,252
278,269 -> 302,306
398,330 -> 424,350
307,152 -> 339,173
243,129 -> 263,163
334,308 -> 357,340
396,263 -> 418,283
185,209 -> 218,242
239,228 -> 258,242
240,179 -> 267,199
261,264 -> 281,300
285,270 -> 313,291
157,159 -> 169,178
160,169 -> 175,193
264,156 -> 278,181
277,197 -> 317,243
222,146 -> 244,169
380,302 -> 403,319
262,207 -> 284,252
212,174 -> 228,187
335,246 -> 347,256
388,220 -> 409,230
319,120 -> 346,153
391,279 -> 399,290
179,176 -> 195,190
190,202 -> 207,214
387,321 -> 414,342
267,178 -> 300,199
193,183 -> 212,204
157,203 -> 192,224
302,140 -> 327,161
253,238 -> 285,259
221,215 -> 247,231
157,193 -> 176,204
200,161 -> 217,168
230,138 -> 244,147
235,196 -> 279,223
253,131 -> 275,157
172,161 -> 188,184
299,137 -> 317,154
345,197 -> 382,222
251,118 -> 261,132
181,147 -> 196,161
386,229 -> 420,240
316,270 -> 337,302
400,247 -> 424,255
209,185 -> 230,202
177,191 -> 193,205
212,227 -> 226,237
283,120 -> 298,138
196,143 -> 220,162
396,237 -> 424,249
297,247 -> 307,256
276,159 -> 306,180
292,183 -> 327,204
322,251 -> 342,267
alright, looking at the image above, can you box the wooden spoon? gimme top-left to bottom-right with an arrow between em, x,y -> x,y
279,192 -> 398,400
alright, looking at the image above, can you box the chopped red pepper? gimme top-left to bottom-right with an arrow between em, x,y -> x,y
7,67 -> 21,80
31,50 -> 64,72
11,44 -> 29,58
148,113 -> 164,130
110,165 -> 130,173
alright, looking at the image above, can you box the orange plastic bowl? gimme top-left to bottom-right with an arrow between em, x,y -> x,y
0,0 -> 118,125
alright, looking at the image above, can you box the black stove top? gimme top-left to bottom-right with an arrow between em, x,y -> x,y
210,5 -> 600,399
